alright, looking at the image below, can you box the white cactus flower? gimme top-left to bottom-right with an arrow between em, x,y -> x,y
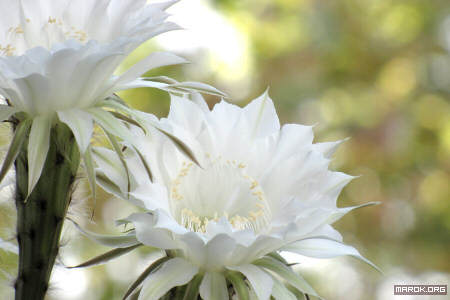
0,0 -> 179,57
92,92 -> 379,300
0,0 -> 223,196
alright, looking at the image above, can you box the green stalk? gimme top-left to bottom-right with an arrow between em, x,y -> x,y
14,122 -> 80,300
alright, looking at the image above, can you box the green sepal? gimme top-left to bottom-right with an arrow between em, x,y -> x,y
0,119 -> 31,184
68,244 -> 142,269
253,256 -> 319,297
227,271 -> 250,300
103,130 -> 131,196
183,273 -> 203,300
83,145 -> 96,212
122,256 -> 171,300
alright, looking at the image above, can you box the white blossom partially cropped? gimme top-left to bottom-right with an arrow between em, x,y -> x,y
0,0 -> 223,196
92,92 -> 379,300
0,0 -> 179,56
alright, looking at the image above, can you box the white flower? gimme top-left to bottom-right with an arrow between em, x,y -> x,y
0,0 -> 223,196
93,92 -> 379,300
0,0 -> 178,57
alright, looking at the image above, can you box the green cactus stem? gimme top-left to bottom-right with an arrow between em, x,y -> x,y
14,122 -> 80,300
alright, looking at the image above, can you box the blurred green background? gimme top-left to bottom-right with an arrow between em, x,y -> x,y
1,0 -> 449,299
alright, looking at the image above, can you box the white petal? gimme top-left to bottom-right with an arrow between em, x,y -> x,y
271,277 -> 297,300
93,147 -> 128,194
153,209 -> 188,235
139,257 -> 198,300
116,52 -> 187,85
320,171 -> 355,207
190,92 -> 210,112
68,219 -> 139,248
130,182 -> 170,212
313,139 -> 348,158
110,78 -> 169,92
231,235 -> 283,265
327,202 -> 380,224
127,212 -> 178,249
229,264 -> 273,300
167,94 -> 207,137
199,272 -> 228,300
87,107 -> 133,143
203,234 -> 237,270
244,89 -> 280,139
169,81 -> 226,97
283,238 -> 381,272
148,0 -> 180,11
272,124 -> 314,162
57,109 -> 93,154
152,117 -> 206,167
27,115 -> 52,196
177,232 -> 214,269
304,224 -> 343,242
253,256 -> 318,296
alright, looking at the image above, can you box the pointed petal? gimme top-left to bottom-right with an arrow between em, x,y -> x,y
110,111 -> 146,132
27,115 -> 52,196
116,52 -> 188,85
149,0 -> 180,11
93,147 -> 128,194
244,89 -> 280,139
271,276 -> 297,300
57,109 -> 94,154
111,79 -> 169,92
313,138 -> 349,159
0,119 -> 31,184
0,105 -> 17,121
169,81 -> 226,97
142,76 -> 178,84
87,107 -> 133,143
97,98 -> 149,134
96,170 -> 124,198
139,257 -> 198,300
229,264 -> 273,300
199,272 -> 229,300
253,256 -> 318,297
95,171 -> 126,199
328,202 -> 381,224
126,212 -> 178,249
133,146 -> 153,182
68,218 -> 139,248
103,130 -> 131,195
147,118 -> 204,167
283,238 -> 382,273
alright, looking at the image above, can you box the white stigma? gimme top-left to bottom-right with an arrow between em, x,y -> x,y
169,156 -> 271,233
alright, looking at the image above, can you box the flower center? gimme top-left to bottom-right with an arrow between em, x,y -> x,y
1,17 -> 88,56
169,156 -> 271,233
